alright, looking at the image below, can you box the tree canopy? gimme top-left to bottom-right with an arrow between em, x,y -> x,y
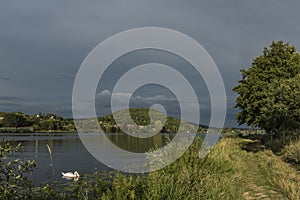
0,112 -> 75,132
233,41 -> 300,138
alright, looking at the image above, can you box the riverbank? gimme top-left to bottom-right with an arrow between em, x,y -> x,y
7,137 -> 299,199
0,127 -> 77,133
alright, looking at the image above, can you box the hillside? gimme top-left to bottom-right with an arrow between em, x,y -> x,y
0,112 -> 75,133
98,108 -> 206,133
0,108 -> 207,133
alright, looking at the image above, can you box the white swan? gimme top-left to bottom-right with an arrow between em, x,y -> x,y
62,171 -> 80,178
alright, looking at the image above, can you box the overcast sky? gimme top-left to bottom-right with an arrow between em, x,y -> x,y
1,0 -> 300,127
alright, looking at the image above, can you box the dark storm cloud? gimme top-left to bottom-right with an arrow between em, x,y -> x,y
0,0 -> 300,127
58,72 -> 76,78
0,96 -> 19,101
0,97 -> 23,109
0,76 -> 11,81
0,97 -> 22,111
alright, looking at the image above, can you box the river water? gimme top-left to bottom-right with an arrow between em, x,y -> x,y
0,132 -> 176,184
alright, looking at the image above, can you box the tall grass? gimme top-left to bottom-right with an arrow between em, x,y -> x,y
282,139 -> 300,164
257,150 -> 300,199
33,138 -> 246,199
46,144 -> 55,177
46,144 -> 53,161
10,137 -> 300,199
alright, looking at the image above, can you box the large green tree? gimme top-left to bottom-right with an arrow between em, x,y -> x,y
233,41 -> 300,138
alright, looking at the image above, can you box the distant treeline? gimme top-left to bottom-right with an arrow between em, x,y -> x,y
0,109 -> 208,133
97,108 -> 207,133
0,112 -> 75,133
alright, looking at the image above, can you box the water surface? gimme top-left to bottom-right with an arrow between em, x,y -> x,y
0,132 -> 174,184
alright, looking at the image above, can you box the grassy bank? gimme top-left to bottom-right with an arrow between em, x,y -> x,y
29,138 -> 300,199
2,137 -> 300,199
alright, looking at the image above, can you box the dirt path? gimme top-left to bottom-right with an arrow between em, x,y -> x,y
239,140 -> 289,199
243,160 -> 286,199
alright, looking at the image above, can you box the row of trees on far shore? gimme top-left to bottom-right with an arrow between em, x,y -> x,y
0,112 -> 75,132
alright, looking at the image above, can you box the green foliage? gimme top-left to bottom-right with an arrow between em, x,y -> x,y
0,141 -> 36,199
0,127 -> 33,133
282,139 -> 300,165
0,112 -> 76,133
0,112 -> 33,128
262,75 -> 300,135
32,113 -> 75,132
233,41 -> 300,138
98,108 -> 204,134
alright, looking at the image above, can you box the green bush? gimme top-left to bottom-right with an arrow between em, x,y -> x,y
0,141 -> 36,199
282,139 -> 300,165
265,138 -> 285,153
